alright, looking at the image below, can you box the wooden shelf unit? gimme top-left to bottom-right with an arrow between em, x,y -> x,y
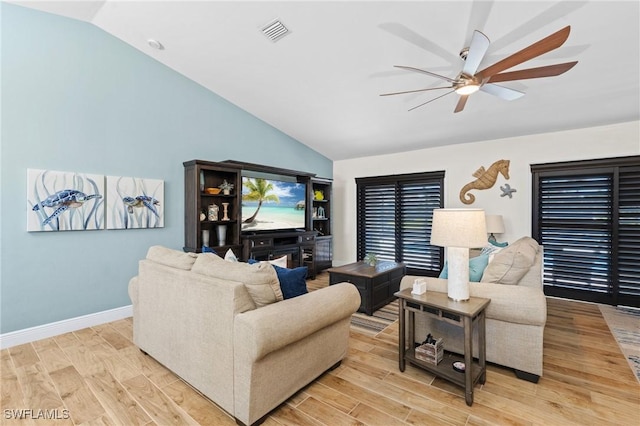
310,177 -> 333,272
184,160 -> 334,273
183,160 -> 242,257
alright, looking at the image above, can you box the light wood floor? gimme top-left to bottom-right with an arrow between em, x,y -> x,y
2,272 -> 638,425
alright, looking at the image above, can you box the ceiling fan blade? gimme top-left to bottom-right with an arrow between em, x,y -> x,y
462,30 -> 490,76
394,65 -> 456,83
487,61 -> 578,83
408,90 -> 455,111
380,86 -> 453,96
454,95 -> 469,113
480,83 -> 525,100
476,26 -> 571,80
465,0 -> 494,44
380,23 -> 460,67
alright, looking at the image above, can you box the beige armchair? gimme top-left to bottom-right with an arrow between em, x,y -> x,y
400,237 -> 546,382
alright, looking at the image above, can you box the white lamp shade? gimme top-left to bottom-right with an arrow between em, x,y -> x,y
485,215 -> 505,234
430,209 -> 487,248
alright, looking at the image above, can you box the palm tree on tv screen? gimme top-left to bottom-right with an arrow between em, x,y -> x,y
242,178 -> 280,223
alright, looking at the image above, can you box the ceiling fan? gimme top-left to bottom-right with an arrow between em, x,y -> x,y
381,25 -> 578,113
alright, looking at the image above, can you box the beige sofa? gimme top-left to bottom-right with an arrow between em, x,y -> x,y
128,246 -> 360,425
400,237 -> 546,382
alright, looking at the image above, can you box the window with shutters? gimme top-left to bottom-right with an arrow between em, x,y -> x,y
531,156 -> 640,307
356,172 -> 444,276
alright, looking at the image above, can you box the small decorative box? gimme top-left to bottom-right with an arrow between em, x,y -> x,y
412,278 -> 427,295
415,338 -> 444,365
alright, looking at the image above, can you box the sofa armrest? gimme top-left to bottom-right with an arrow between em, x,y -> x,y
234,283 -> 360,361
400,276 -> 546,326
128,276 -> 138,305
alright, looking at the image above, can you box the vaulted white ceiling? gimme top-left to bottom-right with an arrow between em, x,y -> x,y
13,1 -> 640,160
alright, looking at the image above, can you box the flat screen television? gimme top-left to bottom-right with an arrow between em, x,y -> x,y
241,176 -> 306,232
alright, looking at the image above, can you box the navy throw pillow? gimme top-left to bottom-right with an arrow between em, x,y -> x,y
273,265 -> 309,299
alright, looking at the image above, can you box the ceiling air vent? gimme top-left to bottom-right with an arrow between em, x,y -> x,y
261,19 -> 290,42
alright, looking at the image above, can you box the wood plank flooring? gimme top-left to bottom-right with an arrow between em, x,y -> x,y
2,272 -> 638,425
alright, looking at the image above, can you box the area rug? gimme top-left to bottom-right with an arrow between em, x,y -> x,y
350,300 -> 398,335
599,304 -> 640,384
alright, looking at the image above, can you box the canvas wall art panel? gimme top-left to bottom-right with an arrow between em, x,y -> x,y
106,176 -> 164,229
27,169 -> 105,232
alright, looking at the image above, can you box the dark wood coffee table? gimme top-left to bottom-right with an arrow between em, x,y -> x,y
328,261 -> 406,315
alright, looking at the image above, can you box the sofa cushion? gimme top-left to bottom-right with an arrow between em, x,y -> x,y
439,254 -> 489,282
273,265 -> 308,299
146,245 -> 197,270
481,237 -> 539,285
192,253 -> 283,307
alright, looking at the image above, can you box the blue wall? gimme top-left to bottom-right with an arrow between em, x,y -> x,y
0,3 -> 332,333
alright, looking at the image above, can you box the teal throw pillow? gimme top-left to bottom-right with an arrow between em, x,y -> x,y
439,254 -> 490,282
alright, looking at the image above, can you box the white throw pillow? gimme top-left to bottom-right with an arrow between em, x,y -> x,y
224,249 -> 238,262
268,255 -> 288,268
480,241 -> 508,262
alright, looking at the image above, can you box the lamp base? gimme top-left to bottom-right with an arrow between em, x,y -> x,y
446,246 -> 471,301
448,296 -> 470,302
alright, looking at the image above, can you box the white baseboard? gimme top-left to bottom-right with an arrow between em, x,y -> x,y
0,305 -> 132,349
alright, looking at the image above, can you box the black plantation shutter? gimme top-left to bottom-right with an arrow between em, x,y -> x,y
536,171 -> 613,300
357,172 -> 444,275
618,166 -> 640,305
532,156 -> 640,307
399,180 -> 442,273
359,183 -> 396,262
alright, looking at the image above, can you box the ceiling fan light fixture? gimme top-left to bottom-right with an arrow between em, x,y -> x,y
455,84 -> 480,95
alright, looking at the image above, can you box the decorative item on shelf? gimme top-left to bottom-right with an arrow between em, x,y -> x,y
202,229 -> 210,247
219,180 -> 234,195
317,206 -> 325,218
205,187 -> 221,195
313,207 -> 318,218
485,214 -> 505,243
207,204 -> 219,221
221,203 -> 230,221
200,211 -> 206,221
415,334 -> 444,365
430,208 -> 487,301
216,224 -> 227,246
364,252 -> 378,267
314,190 -> 324,200
459,159 -> 510,205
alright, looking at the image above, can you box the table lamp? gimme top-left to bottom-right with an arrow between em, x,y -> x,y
485,215 -> 505,243
430,209 -> 487,301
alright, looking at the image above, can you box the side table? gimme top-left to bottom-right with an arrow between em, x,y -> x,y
395,288 -> 490,406
328,261 -> 405,315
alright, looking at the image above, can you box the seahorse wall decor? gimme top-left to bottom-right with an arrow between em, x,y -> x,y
459,159 -> 510,205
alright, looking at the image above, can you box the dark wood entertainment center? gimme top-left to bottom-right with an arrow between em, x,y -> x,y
183,159 -> 333,277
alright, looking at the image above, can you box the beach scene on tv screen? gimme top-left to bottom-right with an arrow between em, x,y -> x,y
241,177 -> 306,231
